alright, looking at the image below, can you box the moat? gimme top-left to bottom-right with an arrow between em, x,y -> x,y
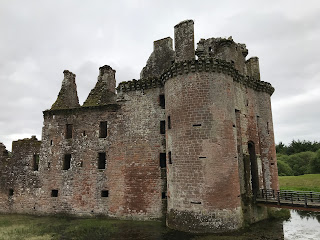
0,210 -> 319,239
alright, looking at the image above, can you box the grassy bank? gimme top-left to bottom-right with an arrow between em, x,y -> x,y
279,174 -> 320,192
0,213 -> 285,240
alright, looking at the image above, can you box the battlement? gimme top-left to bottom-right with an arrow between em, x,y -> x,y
117,77 -> 162,92
120,58 -> 274,95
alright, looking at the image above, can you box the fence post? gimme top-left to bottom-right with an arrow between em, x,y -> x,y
310,192 -> 313,203
265,190 -> 268,203
277,191 -> 280,205
261,189 -> 264,199
272,189 -> 275,198
304,194 -> 308,207
291,193 -> 293,205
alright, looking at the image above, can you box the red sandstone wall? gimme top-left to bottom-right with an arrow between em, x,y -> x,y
165,72 -> 243,232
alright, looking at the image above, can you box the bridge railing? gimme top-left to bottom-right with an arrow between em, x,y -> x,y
256,189 -> 320,208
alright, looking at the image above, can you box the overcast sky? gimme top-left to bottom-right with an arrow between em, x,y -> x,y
1,0 -> 320,151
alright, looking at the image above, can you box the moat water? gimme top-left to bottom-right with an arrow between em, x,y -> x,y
103,210 -> 320,240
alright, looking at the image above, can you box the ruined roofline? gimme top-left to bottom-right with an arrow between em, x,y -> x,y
43,103 -> 120,116
117,57 -> 274,95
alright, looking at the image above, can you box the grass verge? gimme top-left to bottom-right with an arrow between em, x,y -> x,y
279,174 -> 320,192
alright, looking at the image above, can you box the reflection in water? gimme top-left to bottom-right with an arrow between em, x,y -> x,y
284,210 -> 320,240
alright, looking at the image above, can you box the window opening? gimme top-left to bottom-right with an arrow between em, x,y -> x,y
63,154 -> 71,170
99,121 -> 107,138
162,192 -> 167,199
160,121 -> 166,134
51,190 -> 58,197
33,154 -> 39,171
159,94 -> 165,109
248,142 -> 259,195
169,151 -> 172,164
101,190 -> 109,197
98,152 -> 106,169
160,153 -> 166,168
9,189 -> 14,196
66,124 -> 73,139
168,116 -> 171,129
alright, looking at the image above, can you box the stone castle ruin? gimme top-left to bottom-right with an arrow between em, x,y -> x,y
0,20 -> 279,233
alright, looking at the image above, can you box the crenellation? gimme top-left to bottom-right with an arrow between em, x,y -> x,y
0,20 -> 278,233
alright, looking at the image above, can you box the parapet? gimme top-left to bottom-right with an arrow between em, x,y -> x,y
140,37 -> 175,79
51,70 -> 80,110
174,20 -> 195,62
83,65 -> 116,107
196,37 -> 248,75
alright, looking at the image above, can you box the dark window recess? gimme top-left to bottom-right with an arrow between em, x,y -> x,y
191,201 -> 201,204
9,189 -> 14,196
63,154 -> 71,170
51,190 -> 58,197
99,121 -> 107,138
66,124 -> 73,139
168,116 -> 171,129
80,161 -> 83,167
199,157 -> 207,159
159,94 -> 165,109
169,151 -> 172,164
267,122 -> 270,134
193,124 -> 202,127
160,121 -> 166,134
33,154 -> 39,171
162,192 -> 167,199
160,153 -> 166,168
101,190 -> 109,197
50,140 -> 53,146
83,131 -> 86,136
98,152 -> 106,169
271,163 -> 275,165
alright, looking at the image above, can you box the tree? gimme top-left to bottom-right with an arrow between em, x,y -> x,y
310,149 -> 320,174
286,151 -> 315,175
277,159 -> 293,176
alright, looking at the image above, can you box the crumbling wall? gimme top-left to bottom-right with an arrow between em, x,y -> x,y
0,137 -> 41,213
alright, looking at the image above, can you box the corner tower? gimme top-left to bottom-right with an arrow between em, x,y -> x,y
164,20 -> 278,233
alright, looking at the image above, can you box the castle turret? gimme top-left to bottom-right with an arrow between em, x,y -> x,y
51,70 -> 80,110
174,20 -> 195,62
83,65 -> 116,107
246,57 -> 261,80
140,37 -> 175,79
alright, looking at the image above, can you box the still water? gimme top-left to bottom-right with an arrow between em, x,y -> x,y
107,210 -> 320,240
284,210 -> 320,240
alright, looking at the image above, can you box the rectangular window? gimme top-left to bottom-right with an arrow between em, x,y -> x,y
98,152 -> 106,169
101,190 -> 109,197
160,153 -> 166,168
168,116 -> 171,129
9,189 -> 14,196
51,190 -> 58,197
63,154 -> 71,170
99,121 -> 107,138
66,124 -> 73,139
33,154 -> 39,171
160,121 -> 166,134
162,192 -> 167,199
159,94 -> 165,109
169,151 -> 172,164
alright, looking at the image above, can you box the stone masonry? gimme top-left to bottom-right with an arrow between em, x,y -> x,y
0,20 -> 279,233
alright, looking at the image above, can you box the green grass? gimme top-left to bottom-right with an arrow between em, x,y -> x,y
279,174 -> 320,192
0,213 -> 285,240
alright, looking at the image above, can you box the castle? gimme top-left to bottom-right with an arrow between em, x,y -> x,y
0,20 -> 279,233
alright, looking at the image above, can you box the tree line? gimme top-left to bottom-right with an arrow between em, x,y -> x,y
276,140 -> 320,176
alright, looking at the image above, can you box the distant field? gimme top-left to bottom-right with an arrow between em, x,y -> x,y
279,174 -> 320,192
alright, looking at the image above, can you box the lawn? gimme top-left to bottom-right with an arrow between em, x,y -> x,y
278,174 -> 320,192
